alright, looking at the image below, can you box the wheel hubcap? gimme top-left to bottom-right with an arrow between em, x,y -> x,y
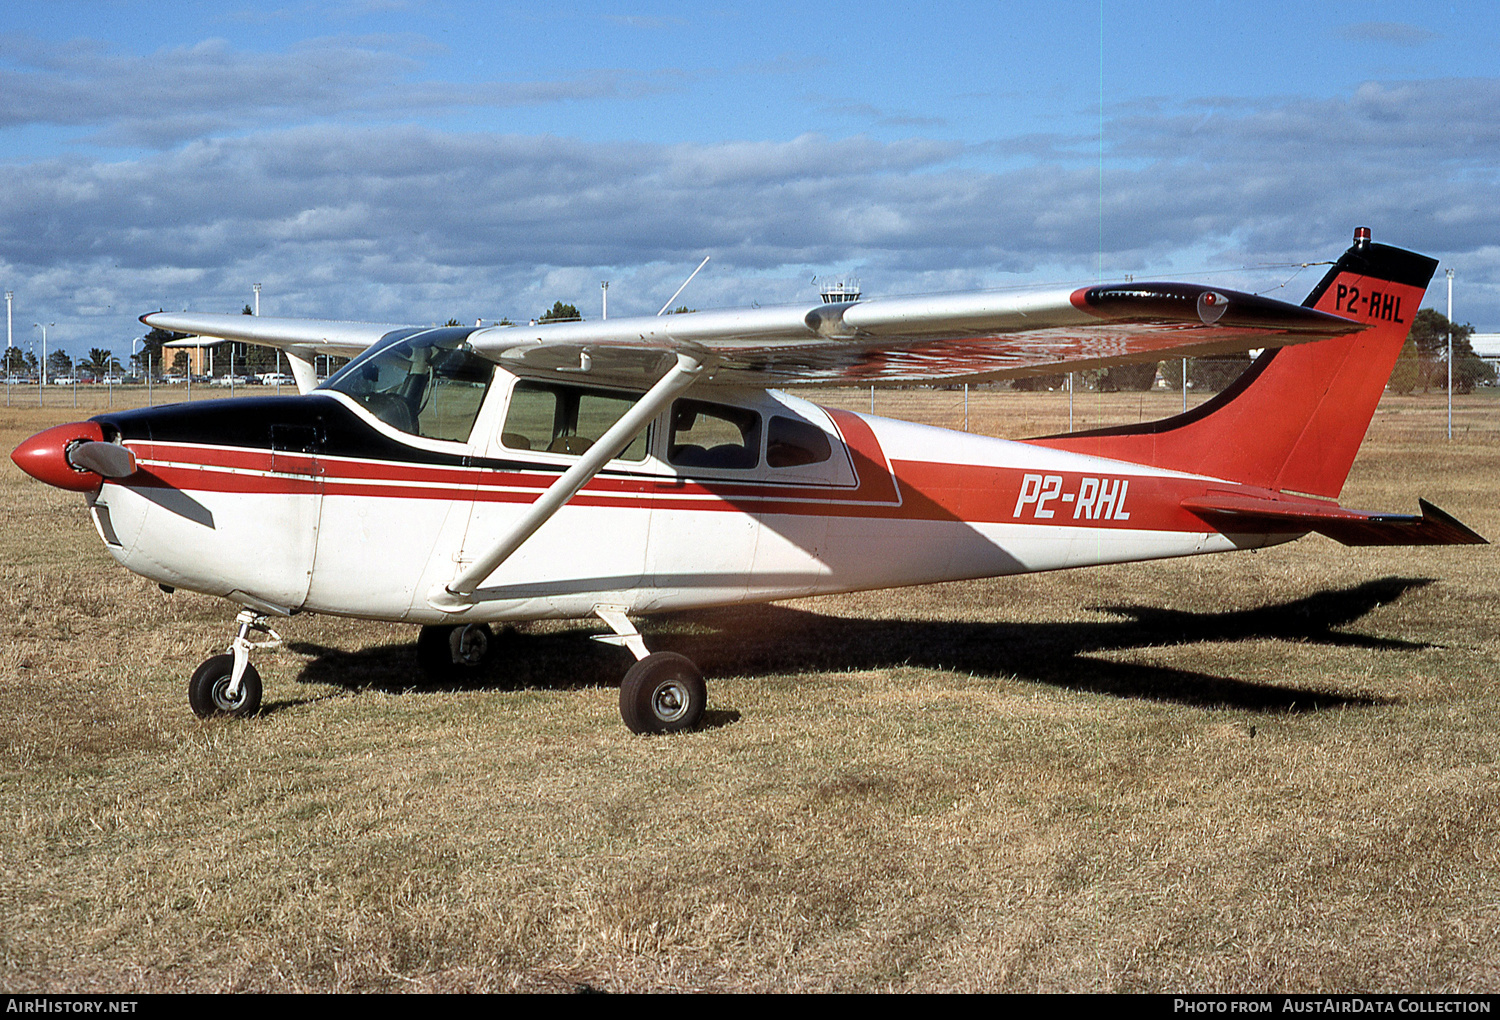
211,677 -> 246,712
453,625 -> 488,666
651,680 -> 689,722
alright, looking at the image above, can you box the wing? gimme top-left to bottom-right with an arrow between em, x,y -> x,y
143,280 -> 1359,391
463,282 -> 1361,387
142,312 -> 409,393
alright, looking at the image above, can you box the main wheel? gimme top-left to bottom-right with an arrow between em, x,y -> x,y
619,652 -> 706,735
417,622 -> 493,682
188,654 -> 262,719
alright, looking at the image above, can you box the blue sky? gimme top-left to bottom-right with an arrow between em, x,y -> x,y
2,1 -> 1498,361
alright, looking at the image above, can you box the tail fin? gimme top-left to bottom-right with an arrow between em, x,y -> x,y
1031,229 -> 1438,499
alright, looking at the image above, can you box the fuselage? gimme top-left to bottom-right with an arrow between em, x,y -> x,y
73,364 -> 1291,626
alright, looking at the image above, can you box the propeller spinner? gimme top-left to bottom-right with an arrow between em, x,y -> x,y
11,421 -> 137,491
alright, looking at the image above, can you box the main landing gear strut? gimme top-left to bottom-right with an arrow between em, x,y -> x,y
417,609 -> 707,734
595,607 -> 706,735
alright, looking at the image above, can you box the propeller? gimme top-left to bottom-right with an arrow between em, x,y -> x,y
67,441 -> 137,478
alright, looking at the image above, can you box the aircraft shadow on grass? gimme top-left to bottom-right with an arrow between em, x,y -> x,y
285,576 -> 1434,715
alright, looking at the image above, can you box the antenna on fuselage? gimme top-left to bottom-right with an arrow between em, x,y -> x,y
657,256 -> 711,316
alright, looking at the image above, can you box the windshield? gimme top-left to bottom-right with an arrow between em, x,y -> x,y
322,327 -> 494,443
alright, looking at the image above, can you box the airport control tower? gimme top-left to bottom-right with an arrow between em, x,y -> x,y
817,276 -> 861,304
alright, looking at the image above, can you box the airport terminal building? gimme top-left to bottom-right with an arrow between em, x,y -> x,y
1472,333 -> 1500,373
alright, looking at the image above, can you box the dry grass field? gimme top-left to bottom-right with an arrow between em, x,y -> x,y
1,384 -> 1497,992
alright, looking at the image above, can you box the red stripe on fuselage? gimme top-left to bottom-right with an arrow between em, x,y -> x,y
120,428 -> 1270,536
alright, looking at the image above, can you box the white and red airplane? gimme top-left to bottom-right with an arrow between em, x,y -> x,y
11,228 -> 1484,733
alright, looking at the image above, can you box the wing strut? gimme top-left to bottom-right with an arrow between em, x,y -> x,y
427,351 -> 708,612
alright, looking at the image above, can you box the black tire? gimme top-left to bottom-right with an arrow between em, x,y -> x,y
619,652 -> 706,735
417,622 -> 492,682
188,654 -> 262,719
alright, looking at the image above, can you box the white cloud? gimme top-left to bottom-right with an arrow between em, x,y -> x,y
4,73 -> 1500,355
1336,22 -> 1439,47
0,34 -> 692,149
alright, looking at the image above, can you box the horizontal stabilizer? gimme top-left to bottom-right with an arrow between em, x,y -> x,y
1181,494 -> 1487,546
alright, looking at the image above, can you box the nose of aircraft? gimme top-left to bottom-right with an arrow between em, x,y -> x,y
11,421 -> 111,491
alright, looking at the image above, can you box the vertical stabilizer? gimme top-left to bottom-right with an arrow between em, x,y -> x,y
1030,230 -> 1438,499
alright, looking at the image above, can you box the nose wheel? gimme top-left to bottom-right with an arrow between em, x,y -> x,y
188,655 -> 262,718
188,609 -> 280,719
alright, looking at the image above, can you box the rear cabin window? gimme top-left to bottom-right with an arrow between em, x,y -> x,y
668,399 -> 761,470
766,415 -> 833,468
501,381 -> 649,460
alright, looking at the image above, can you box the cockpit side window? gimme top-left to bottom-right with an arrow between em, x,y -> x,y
667,399 -> 762,470
500,381 -> 650,460
766,415 -> 833,467
324,328 -> 493,444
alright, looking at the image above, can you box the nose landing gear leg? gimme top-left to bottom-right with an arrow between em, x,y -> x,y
188,609 -> 282,719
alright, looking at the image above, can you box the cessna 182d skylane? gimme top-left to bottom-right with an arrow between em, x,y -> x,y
10,228 -> 1486,733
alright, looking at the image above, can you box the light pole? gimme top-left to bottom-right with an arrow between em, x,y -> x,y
33,322 -> 53,399
4,291 -> 11,406
1446,268 -> 1454,440
133,336 -> 153,405
255,283 -> 283,393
